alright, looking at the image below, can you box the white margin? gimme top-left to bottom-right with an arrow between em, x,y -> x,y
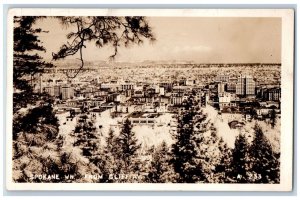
5,8 -> 295,191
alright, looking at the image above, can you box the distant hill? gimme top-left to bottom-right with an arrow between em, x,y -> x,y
46,58 -> 281,69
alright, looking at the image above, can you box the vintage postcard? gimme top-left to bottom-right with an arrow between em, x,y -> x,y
6,8 -> 294,191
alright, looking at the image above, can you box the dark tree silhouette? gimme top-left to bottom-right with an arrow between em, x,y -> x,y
52,16 -> 155,78
117,119 -> 142,176
71,115 -> 102,182
73,115 -> 100,157
13,16 -> 57,137
171,96 -> 206,183
214,137 -> 232,183
13,103 -> 59,141
96,128 -> 120,183
228,133 -> 249,183
147,141 -> 176,183
12,17 -> 62,183
249,124 -> 280,183
13,16 -> 53,111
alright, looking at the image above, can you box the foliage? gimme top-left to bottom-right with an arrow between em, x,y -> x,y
228,133 -> 249,183
146,142 -> 177,183
52,16 -> 155,78
248,124 -> 280,183
116,119 -> 142,178
96,128 -> 120,183
171,95 -> 206,183
213,137 -> 232,183
12,16 -> 61,183
13,16 -> 53,111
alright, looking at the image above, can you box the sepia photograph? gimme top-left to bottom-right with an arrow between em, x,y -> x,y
6,9 -> 294,191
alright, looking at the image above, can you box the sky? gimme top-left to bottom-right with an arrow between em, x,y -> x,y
35,17 -> 281,63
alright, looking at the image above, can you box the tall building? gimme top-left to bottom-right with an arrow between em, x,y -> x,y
54,85 -> 61,97
61,85 -> 74,100
257,87 -> 281,101
236,75 -> 255,96
39,75 -> 43,93
186,79 -> 196,86
218,83 -> 225,94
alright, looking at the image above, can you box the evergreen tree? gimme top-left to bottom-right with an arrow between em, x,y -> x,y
171,97 -> 206,183
147,141 -> 176,183
228,133 -> 249,183
73,115 -> 100,158
117,119 -> 142,177
13,16 -> 52,111
69,115 -> 103,182
105,128 -> 118,160
249,124 -> 280,183
214,137 -> 232,183
12,16 -> 61,183
97,128 -> 120,182
194,126 -> 231,183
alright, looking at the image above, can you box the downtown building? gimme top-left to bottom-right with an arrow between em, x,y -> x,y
236,75 -> 255,97
61,84 -> 74,100
43,84 -> 74,100
256,86 -> 281,102
215,74 -> 230,83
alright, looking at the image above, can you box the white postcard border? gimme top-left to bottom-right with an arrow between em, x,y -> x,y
6,8 -> 294,191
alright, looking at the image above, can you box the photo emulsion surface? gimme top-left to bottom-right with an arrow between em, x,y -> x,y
8,9 -> 294,190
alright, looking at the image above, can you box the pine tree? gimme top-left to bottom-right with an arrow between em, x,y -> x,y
13,16 -> 56,137
69,115 -> 103,182
228,133 -> 249,183
117,119 -> 142,177
194,125 -> 230,183
105,128 -> 117,158
13,16 -> 53,112
97,128 -> 120,182
73,115 -> 100,158
214,137 -> 232,183
12,17 -> 61,183
147,141 -> 176,183
249,124 -> 280,183
171,97 -> 206,183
